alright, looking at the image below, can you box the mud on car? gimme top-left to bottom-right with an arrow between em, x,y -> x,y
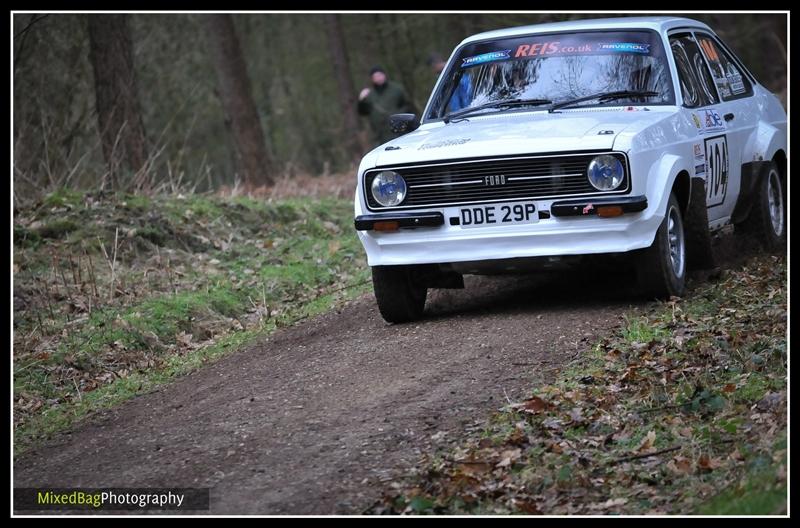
353,17 -> 787,323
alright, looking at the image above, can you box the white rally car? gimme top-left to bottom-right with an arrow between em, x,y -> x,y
354,16 -> 787,323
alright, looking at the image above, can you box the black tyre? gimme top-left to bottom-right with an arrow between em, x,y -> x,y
636,192 -> 687,299
684,179 -> 716,271
735,161 -> 786,252
371,265 -> 427,323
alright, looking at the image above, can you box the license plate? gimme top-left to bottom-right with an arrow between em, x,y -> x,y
459,202 -> 538,229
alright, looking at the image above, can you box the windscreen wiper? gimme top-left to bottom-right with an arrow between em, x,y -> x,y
443,98 -> 552,124
548,90 -> 659,113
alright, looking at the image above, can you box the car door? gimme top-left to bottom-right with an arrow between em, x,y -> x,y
692,30 -> 759,224
669,31 -> 748,225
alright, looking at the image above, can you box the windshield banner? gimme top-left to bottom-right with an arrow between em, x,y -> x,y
457,31 -> 660,68
514,40 -> 652,58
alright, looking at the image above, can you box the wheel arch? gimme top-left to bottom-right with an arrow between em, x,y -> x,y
742,121 -> 787,167
731,144 -> 787,225
644,152 -> 693,218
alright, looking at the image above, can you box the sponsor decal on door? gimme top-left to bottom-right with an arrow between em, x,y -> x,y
692,109 -> 726,135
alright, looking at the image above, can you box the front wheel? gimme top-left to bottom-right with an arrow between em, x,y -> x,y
371,265 -> 427,323
636,192 -> 687,299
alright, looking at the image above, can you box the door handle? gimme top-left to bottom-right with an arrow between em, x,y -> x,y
724,113 -> 735,122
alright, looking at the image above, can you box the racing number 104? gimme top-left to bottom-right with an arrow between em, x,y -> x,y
705,136 -> 729,207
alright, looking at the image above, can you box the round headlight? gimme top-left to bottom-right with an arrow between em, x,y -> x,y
587,155 -> 624,191
370,171 -> 407,207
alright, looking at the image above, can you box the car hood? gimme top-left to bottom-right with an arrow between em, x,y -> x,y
370,108 -> 674,167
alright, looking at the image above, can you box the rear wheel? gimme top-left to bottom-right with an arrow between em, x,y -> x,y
636,192 -> 687,299
371,265 -> 427,323
735,161 -> 786,252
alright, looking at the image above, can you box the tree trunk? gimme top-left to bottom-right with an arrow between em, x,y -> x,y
323,14 -> 366,160
87,14 -> 148,190
203,14 -> 273,188
377,14 -> 417,107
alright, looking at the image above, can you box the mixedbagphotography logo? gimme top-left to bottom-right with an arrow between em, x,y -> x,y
14,488 -> 210,511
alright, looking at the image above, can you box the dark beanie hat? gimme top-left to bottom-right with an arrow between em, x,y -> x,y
427,52 -> 444,65
369,65 -> 386,75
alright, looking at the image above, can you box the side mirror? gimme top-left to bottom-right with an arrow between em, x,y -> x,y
389,113 -> 419,135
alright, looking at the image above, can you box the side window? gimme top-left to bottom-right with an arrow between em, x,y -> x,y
670,33 -> 718,108
695,33 -> 753,100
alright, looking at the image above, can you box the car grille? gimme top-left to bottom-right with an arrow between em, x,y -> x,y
364,152 -> 629,210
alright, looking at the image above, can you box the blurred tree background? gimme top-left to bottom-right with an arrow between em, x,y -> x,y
12,13 -> 787,201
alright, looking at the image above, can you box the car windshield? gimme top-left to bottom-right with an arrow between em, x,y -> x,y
427,29 -> 675,120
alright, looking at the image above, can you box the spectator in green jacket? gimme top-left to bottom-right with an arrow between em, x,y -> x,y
357,66 -> 415,146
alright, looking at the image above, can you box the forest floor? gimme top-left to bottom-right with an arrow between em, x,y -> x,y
371,251 -> 787,515
13,189 -> 786,514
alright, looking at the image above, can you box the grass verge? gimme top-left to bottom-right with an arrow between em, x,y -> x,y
13,189 -> 370,454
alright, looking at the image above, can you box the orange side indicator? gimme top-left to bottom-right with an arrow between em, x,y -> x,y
373,221 -> 400,232
597,206 -> 624,218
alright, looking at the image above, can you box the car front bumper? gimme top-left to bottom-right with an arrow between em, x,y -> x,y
355,196 -> 661,267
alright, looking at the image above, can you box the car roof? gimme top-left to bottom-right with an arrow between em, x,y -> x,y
460,16 -> 712,45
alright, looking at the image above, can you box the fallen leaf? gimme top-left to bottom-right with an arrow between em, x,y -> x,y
621,366 -> 637,382
521,396 -> 553,414
697,454 -> 723,471
547,441 -> 563,454
505,428 -> 526,446
637,430 -> 657,452
458,462 -> 492,476
542,417 -> 563,431
677,427 -> 693,438
667,455 -> 693,474
590,497 -> 629,510
568,406 -> 584,424
496,448 -> 521,468
603,497 -> 628,508
729,448 -> 745,461
756,392 -> 783,411
514,499 -> 542,514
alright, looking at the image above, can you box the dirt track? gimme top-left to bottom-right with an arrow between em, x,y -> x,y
13,233 -> 752,514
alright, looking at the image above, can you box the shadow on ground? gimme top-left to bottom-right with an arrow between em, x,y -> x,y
424,228 -> 763,322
